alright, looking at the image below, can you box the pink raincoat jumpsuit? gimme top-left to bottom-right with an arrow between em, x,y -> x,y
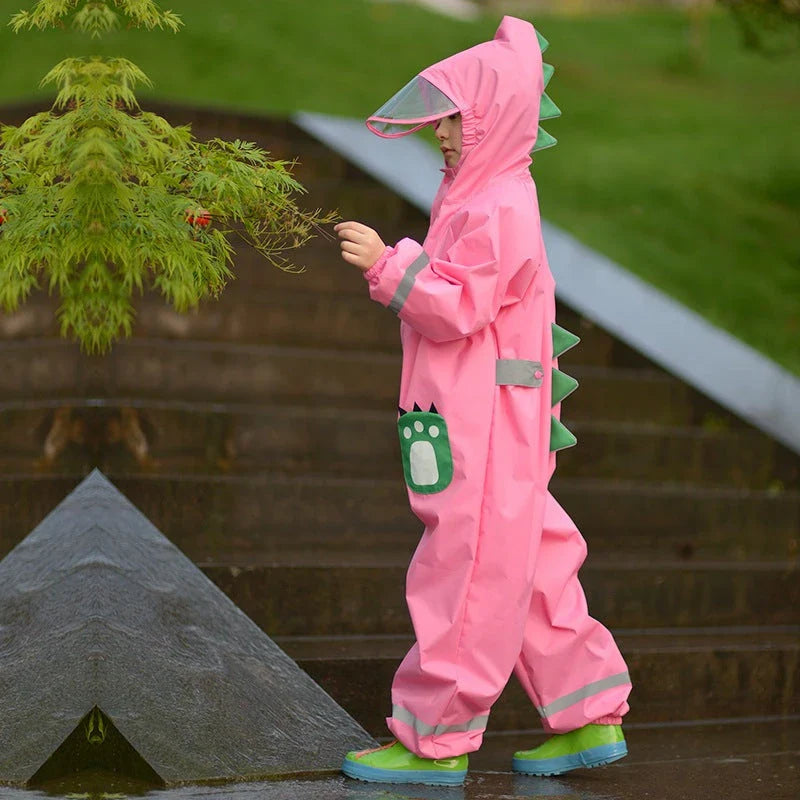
362,16 -> 632,759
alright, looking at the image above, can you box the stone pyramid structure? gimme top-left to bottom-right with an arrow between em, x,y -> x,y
0,469 -> 374,787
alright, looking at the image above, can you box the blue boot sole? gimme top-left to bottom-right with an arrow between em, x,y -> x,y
342,757 -> 467,786
512,741 -> 628,776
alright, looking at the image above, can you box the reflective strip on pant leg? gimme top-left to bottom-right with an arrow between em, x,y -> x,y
496,359 -> 544,387
388,251 -> 430,314
536,671 -> 631,719
392,705 -> 489,737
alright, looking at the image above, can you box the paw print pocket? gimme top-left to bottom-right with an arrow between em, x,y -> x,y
398,404 -> 453,494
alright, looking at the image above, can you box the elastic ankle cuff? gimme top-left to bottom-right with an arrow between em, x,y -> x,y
592,715 -> 623,725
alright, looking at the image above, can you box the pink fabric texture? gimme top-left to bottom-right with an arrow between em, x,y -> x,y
363,16 -> 631,759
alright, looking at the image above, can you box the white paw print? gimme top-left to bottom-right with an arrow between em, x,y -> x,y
402,419 -> 445,486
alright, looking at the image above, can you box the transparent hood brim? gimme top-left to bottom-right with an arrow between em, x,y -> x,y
366,75 -> 458,139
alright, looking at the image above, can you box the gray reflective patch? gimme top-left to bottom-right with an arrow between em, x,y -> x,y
536,671 -> 631,718
392,705 -> 489,737
389,251 -> 430,314
496,359 -> 544,387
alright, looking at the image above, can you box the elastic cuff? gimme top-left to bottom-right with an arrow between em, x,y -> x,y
363,245 -> 392,283
592,715 -> 623,725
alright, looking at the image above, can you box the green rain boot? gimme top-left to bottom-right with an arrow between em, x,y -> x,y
512,724 -> 627,776
342,740 -> 468,786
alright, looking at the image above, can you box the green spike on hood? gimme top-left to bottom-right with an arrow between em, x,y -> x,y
550,415 -> 577,452
533,127 -> 557,152
552,323 -> 581,358
533,32 -> 557,156
536,30 -> 549,53
551,369 -> 579,406
539,92 -> 561,121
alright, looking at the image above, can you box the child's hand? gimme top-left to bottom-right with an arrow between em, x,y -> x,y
334,221 -> 386,272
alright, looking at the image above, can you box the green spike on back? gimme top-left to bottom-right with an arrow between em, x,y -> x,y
549,323 -> 581,451
552,368 -> 579,405
536,30 -> 549,53
552,323 -> 581,358
533,127 -> 557,152
539,93 -> 561,121
543,63 -> 555,88
550,416 -> 577,452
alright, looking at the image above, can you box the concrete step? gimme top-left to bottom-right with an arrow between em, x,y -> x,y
1,402 -> 790,489
276,627 -> 800,733
0,285 -> 647,369
0,338 -> 711,425
2,473 -> 797,562
197,560 -> 799,635
0,285 -> 402,354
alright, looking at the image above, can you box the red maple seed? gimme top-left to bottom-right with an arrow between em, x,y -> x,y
184,207 -> 211,228
0,208 -> 7,225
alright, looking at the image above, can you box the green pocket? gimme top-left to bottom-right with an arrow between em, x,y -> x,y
398,404 -> 454,494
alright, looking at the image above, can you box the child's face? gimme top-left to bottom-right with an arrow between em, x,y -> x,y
434,113 -> 462,167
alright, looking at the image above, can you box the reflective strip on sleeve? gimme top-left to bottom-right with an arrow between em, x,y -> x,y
536,671 -> 631,719
496,359 -> 544,387
392,705 -> 489,737
388,251 -> 430,314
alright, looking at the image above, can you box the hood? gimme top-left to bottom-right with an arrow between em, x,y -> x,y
367,16 -> 559,218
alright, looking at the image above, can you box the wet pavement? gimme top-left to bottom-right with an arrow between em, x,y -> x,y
0,718 -> 796,800
1,758 -> 796,800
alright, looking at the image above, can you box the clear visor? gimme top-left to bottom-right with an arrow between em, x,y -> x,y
367,76 -> 459,138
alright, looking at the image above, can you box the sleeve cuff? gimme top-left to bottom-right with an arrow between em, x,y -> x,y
363,245 -> 392,284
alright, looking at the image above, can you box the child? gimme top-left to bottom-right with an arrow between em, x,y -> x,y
334,16 -> 631,787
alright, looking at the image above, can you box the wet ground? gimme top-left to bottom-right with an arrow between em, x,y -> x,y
0,718 -> 796,800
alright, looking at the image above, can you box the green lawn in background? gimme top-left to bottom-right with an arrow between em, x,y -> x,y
0,0 -> 797,374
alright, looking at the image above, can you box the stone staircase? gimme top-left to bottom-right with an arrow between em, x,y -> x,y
1,102 -> 798,765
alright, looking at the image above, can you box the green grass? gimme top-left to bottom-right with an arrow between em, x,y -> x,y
0,0 -> 798,374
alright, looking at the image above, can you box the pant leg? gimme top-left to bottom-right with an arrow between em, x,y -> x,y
513,492 -> 632,733
387,384 -> 550,759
